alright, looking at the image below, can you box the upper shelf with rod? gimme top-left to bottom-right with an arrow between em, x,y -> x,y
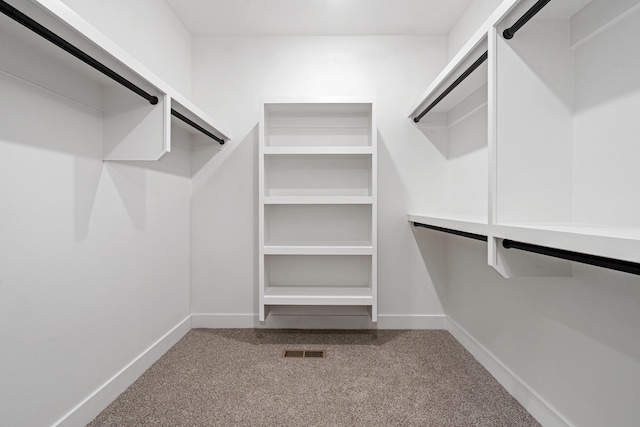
491,0 -> 640,272
0,0 -> 230,159
408,39 -> 488,127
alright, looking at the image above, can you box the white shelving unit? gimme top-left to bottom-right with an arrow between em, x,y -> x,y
0,0 -> 230,160
408,29 -> 490,227
259,98 -> 377,321
408,0 -> 640,277
492,0 -> 640,274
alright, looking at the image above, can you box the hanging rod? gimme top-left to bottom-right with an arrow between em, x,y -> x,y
413,222 -> 488,242
171,109 -> 225,144
0,0 -> 158,105
413,51 -> 488,123
503,0 -> 551,40
502,239 -> 640,276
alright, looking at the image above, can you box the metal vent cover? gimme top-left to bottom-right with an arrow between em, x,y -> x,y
282,349 -> 326,359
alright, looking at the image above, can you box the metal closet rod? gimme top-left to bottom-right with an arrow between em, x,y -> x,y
412,222 -> 488,242
0,0 -> 158,105
502,239 -> 640,276
413,51 -> 488,123
503,0 -> 551,40
171,109 -> 224,144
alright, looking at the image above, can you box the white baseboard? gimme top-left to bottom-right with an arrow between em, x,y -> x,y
192,313 -> 446,330
446,317 -> 573,427
54,315 -> 192,427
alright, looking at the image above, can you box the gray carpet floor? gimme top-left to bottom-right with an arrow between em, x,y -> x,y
88,329 -> 540,426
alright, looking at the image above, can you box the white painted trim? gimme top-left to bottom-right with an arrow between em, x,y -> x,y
446,317 -> 573,427
54,316 -> 192,427
192,313 -> 446,330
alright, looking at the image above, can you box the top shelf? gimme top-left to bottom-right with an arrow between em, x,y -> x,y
3,0 -> 231,143
408,33 -> 488,120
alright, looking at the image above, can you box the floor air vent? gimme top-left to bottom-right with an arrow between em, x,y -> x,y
282,350 -> 326,359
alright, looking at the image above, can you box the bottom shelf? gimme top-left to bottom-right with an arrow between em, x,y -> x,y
263,286 -> 373,306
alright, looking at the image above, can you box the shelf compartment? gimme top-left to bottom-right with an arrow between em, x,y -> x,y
265,255 -> 372,289
0,0 -> 230,161
263,286 -> 373,306
264,102 -> 373,147
265,204 -> 371,245
495,0 -> 640,230
264,154 -> 372,197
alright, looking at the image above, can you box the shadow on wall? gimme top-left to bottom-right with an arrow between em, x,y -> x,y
190,124 -> 259,314
377,130 -> 446,315
410,227 -> 450,312
415,123 -> 448,159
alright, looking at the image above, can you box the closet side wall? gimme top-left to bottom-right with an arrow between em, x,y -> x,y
60,0 -> 193,97
445,237 -> 640,426
0,58 -> 191,427
190,35 -> 449,327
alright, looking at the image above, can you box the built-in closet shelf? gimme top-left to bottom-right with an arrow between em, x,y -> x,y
260,98 -> 377,321
264,196 -> 373,205
264,146 -> 373,155
263,287 -> 373,306
264,243 -> 374,256
170,97 -> 230,145
408,214 -> 489,237
493,224 -> 640,264
409,31 -> 488,121
1,0 -> 230,160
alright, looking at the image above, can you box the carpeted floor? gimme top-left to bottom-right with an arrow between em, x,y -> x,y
88,329 -> 540,426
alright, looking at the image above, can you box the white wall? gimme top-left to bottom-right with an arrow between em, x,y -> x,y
445,237 -> 640,426
60,0 -> 193,97
0,53 -> 192,427
447,0 -> 504,59
189,35 -> 450,327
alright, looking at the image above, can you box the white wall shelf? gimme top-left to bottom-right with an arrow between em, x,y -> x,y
264,196 -> 373,205
408,0 -> 640,278
493,223 -> 640,265
264,146 -> 373,155
263,287 -> 373,306
259,98 -> 377,321
0,0 -> 230,161
408,214 -> 489,237
408,34 -> 489,226
490,0 -> 640,276
264,243 -> 374,256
